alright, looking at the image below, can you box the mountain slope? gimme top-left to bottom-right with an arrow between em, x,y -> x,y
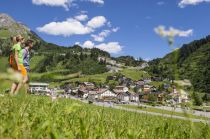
147,35 -> 210,93
0,13 -> 111,75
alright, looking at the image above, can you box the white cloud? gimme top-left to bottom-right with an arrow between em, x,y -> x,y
32,0 -> 74,10
157,1 -> 165,5
87,16 -> 107,29
178,0 -> 210,8
112,27 -> 120,32
87,0 -> 104,5
74,14 -> 88,21
154,26 -> 193,37
91,30 -> 111,42
91,27 -> 119,42
37,18 -> 93,36
107,21 -> 112,27
81,41 -> 122,54
96,42 -> 122,54
37,15 -> 109,37
75,42 -> 81,45
32,0 -> 105,10
83,40 -> 95,48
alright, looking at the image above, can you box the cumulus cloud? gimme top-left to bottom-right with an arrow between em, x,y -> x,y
91,30 -> 110,42
83,40 -> 95,48
37,15 -> 108,37
32,0 -> 74,10
87,0 -> 104,5
87,16 -> 107,29
37,18 -> 93,36
74,14 -> 88,21
81,41 -> 122,54
96,42 -> 122,54
178,0 -> 210,8
154,26 -> 193,38
32,0 -> 105,10
91,27 -> 120,42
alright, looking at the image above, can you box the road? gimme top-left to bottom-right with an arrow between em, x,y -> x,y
128,102 -> 210,118
69,96 -> 210,124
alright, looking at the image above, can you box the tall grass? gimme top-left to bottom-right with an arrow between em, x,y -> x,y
0,95 -> 210,139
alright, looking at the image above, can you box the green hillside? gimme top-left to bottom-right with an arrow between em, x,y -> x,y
147,35 -> 210,93
114,56 -> 144,67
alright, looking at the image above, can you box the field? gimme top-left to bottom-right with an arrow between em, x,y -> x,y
1,68 -> 210,138
0,94 -> 210,139
63,69 -> 150,85
119,69 -> 150,81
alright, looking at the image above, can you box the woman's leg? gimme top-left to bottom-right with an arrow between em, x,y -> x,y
14,65 -> 26,95
23,75 -> 28,94
10,83 -> 18,95
14,81 -> 23,95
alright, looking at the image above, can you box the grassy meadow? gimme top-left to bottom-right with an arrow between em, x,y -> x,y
0,94 -> 210,139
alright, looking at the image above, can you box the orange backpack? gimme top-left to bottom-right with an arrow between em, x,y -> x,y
9,49 -> 17,69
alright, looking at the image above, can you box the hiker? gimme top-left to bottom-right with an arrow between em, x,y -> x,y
22,39 -> 34,92
10,35 -> 27,95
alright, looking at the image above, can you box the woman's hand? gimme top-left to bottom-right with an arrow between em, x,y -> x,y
17,65 -> 21,72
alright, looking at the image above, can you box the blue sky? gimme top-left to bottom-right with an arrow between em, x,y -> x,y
1,0 -> 210,60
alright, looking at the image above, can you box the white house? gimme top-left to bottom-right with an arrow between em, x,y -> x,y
29,82 -> 50,93
113,86 -> 129,93
98,89 -> 117,100
129,93 -> 139,102
117,92 -> 130,102
143,78 -> 152,84
79,82 -> 95,89
170,89 -> 189,103
88,90 -> 99,100
88,89 -> 117,101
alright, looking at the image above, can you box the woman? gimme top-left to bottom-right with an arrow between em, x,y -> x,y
22,39 -> 34,92
10,35 -> 27,95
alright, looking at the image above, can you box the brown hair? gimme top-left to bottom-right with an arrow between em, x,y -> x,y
25,39 -> 34,47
